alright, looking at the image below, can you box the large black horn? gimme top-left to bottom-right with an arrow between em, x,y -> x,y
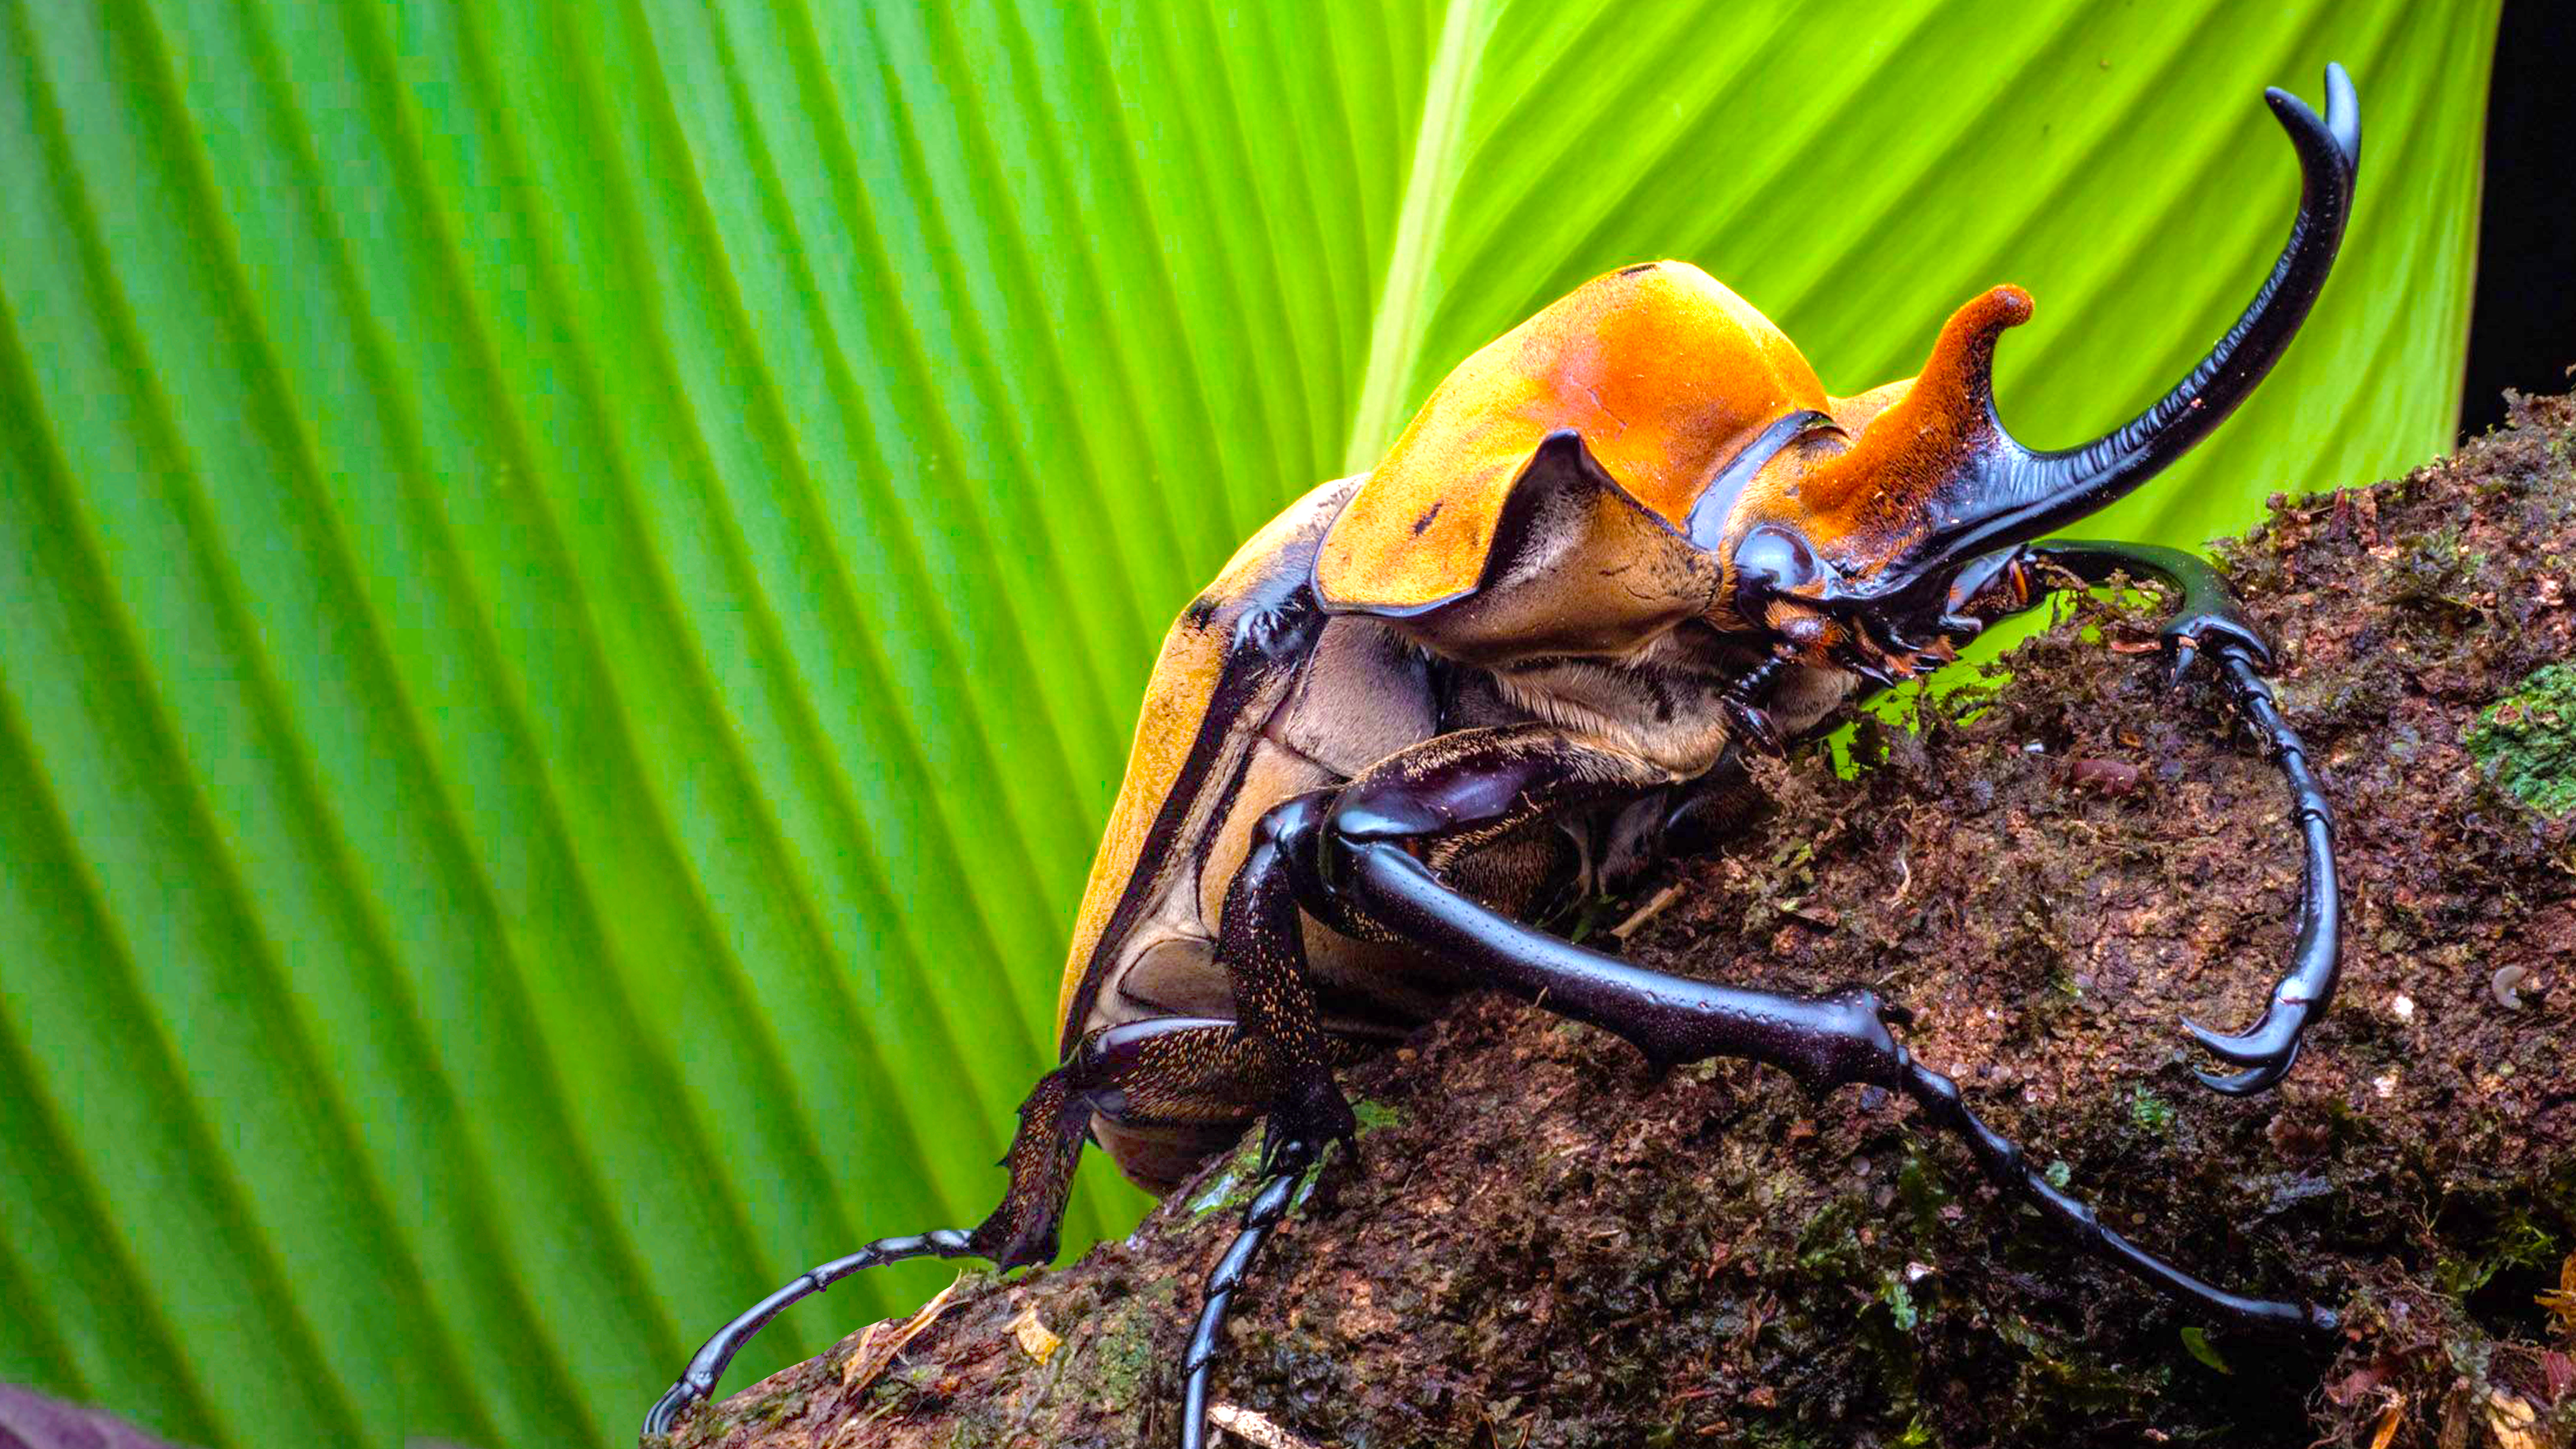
1892,63 -> 2360,581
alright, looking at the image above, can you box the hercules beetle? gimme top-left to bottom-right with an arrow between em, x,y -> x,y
647,65 -> 2355,1445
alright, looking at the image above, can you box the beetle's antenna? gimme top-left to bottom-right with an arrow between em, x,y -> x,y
1181,1139 -> 1317,1449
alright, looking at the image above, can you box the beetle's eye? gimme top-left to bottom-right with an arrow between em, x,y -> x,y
1730,525 -> 1837,623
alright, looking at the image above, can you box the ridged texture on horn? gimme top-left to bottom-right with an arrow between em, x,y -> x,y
2005,64 -> 2363,523
1780,286 -> 2033,574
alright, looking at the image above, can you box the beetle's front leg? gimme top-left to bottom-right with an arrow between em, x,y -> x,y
1955,539 -> 2341,1096
1316,726 -> 1919,1088
1301,724 -> 2334,1335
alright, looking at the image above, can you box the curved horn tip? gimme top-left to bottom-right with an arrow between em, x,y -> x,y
2321,61 -> 2361,164
2262,64 -> 2361,172
1931,284 -> 2034,352
1944,284 -> 2033,365
1983,284 -> 2035,329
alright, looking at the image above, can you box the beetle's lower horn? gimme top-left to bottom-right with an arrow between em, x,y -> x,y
1861,64 -> 2359,591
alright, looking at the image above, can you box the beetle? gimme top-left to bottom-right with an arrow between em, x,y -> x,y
645,65 -> 2355,1446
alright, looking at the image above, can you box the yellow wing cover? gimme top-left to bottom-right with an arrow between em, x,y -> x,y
1053,482 -> 1348,1049
1316,262 -> 1830,614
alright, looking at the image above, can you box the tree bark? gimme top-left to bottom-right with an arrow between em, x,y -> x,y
658,394 -> 2576,1449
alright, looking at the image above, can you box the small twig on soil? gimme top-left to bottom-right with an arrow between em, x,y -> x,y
1207,1403 -> 1324,1449
1610,883 -> 1685,941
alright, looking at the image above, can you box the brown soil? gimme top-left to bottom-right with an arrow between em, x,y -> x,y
659,394 -> 2576,1449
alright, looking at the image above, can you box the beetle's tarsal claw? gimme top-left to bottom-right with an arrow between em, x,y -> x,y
2165,633 -> 2200,689
2181,1008 -> 2310,1096
1724,696 -> 1785,755
2180,1014 -> 2237,1060
2194,1046 -> 2299,1097
2180,1014 -> 2286,1067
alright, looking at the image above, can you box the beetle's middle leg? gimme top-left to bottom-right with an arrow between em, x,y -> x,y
1300,724 -> 2336,1335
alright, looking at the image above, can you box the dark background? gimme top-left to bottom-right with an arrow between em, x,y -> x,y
2461,0 -> 2576,434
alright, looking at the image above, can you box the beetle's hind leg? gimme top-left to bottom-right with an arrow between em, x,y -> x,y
1181,1137 -> 1318,1449
645,1018 -> 1280,1437
641,1069 -> 1085,1436
1163,789 -> 1384,1449
1978,540 -> 2342,1097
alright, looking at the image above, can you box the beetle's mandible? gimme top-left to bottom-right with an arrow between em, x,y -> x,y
647,65 -> 2358,1445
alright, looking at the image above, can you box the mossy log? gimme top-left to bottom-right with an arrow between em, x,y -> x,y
659,396 -> 2576,1449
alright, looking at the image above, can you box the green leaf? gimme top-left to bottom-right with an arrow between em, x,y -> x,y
2180,1325 -> 2235,1375
0,2 -> 2494,1446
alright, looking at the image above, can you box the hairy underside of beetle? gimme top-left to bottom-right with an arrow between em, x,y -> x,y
655,390 -> 2576,1449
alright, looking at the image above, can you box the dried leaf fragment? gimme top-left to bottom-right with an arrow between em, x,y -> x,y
841,1275 -> 963,1392
2540,1252 -> 2576,1340
1006,1304 -> 1063,1365
1208,1403 -> 1324,1449
2483,1389 -> 2540,1449
2366,1399 -> 2402,1449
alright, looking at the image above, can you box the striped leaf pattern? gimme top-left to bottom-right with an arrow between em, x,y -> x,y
0,1 -> 2493,1446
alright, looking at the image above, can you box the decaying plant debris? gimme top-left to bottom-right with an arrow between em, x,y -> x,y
660,394 -> 2576,1449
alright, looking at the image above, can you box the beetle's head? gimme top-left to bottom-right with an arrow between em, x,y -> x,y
1312,67 -> 2355,684
1709,66 -> 2359,686
1709,286 -> 2045,686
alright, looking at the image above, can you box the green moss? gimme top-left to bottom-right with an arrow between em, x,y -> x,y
1792,1197 -> 1866,1276
2433,1207 -> 2563,1297
1878,1272 -> 1921,1331
2129,1090 -> 2176,1136
1350,1097 -> 1405,1134
2465,662 -> 2576,816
